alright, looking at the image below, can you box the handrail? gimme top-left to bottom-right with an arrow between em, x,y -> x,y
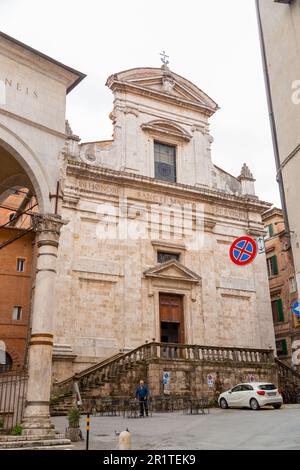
275,357 -> 300,379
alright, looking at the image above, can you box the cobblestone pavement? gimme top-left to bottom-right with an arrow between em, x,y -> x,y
52,405 -> 300,450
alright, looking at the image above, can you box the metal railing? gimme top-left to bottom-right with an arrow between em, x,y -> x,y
0,370 -> 28,432
275,358 -> 300,402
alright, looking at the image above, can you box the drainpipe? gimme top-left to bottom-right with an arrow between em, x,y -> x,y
255,0 -> 291,237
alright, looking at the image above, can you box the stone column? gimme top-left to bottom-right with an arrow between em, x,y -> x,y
22,214 -> 66,437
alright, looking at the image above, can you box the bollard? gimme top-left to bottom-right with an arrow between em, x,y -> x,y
118,429 -> 131,450
86,413 -> 90,450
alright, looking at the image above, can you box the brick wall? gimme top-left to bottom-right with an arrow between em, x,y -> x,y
0,228 -> 35,370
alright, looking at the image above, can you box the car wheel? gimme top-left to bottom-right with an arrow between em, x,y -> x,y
250,398 -> 260,410
273,404 -> 282,409
219,398 -> 228,409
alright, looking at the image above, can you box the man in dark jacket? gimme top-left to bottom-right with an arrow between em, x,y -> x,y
135,380 -> 149,417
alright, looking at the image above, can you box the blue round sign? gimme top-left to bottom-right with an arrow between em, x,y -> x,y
292,301 -> 300,317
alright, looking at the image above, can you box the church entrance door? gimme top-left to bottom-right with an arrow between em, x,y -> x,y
159,293 -> 184,345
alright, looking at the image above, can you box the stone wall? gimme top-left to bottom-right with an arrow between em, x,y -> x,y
147,359 -> 278,400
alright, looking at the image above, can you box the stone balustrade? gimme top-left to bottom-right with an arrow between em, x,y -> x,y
51,342 -> 274,402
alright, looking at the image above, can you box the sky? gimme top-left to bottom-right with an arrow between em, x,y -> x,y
0,0 -> 281,206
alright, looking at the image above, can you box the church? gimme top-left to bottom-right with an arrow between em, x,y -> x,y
0,32 -> 278,435
52,62 -> 275,379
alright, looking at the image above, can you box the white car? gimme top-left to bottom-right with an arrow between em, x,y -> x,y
218,382 -> 283,410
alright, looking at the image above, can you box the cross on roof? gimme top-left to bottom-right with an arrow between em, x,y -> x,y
160,50 -> 169,66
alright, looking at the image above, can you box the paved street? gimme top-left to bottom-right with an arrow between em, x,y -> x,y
52,405 -> 300,450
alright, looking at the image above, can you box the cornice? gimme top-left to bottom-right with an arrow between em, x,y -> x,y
0,32 -> 85,93
65,160 -> 272,213
109,81 -> 216,117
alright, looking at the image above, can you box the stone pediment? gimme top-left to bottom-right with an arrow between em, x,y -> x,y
144,259 -> 201,284
106,67 -> 219,116
141,119 -> 192,142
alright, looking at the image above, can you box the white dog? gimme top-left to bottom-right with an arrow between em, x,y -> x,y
117,429 -> 131,449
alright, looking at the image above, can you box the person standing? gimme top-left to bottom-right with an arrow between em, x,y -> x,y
135,379 -> 149,417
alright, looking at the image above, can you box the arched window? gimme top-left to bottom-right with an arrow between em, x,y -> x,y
0,353 -> 13,373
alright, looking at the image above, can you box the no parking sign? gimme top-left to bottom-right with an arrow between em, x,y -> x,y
207,373 -> 214,387
229,236 -> 257,266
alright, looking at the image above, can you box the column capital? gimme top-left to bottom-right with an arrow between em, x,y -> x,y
33,213 -> 68,235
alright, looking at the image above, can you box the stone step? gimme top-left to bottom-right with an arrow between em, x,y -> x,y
0,438 -> 72,449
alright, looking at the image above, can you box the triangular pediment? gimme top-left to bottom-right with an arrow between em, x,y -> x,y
144,259 -> 201,283
106,67 -> 219,116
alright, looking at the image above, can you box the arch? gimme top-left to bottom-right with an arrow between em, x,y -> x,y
0,124 -> 50,212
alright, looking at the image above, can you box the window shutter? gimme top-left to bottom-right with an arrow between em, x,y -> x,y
281,339 -> 288,356
268,224 -> 274,237
277,299 -> 284,322
272,255 -> 278,275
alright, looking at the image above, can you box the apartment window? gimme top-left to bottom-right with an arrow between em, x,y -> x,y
16,258 -> 25,272
12,306 -> 22,321
272,299 -> 284,323
267,255 -> 278,277
289,277 -> 297,294
265,224 -> 274,239
276,339 -> 288,357
157,251 -> 180,263
154,141 -> 176,182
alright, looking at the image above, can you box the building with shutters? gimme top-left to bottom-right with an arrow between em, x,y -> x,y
256,0 -> 300,304
262,207 -> 300,369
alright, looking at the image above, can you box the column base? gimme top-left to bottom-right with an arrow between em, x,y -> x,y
21,415 -> 56,438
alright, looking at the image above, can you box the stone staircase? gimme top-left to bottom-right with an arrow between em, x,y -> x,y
50,341 -> 278,415
50,351 -> 125,415
275,357 -> 300,394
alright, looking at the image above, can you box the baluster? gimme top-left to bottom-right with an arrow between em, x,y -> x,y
193,346 -> 200,360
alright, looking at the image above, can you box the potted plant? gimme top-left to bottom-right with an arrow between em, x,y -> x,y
66,407 -> 82,442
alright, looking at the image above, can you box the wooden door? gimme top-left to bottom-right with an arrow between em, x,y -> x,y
159,293 -> 184,343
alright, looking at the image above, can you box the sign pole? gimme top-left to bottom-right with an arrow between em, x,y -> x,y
86,413 -> 90,451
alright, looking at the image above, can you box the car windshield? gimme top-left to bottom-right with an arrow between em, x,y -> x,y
258,384 -> 276,390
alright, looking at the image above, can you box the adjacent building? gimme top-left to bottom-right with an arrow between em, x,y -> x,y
256,0 -> 300,297
263,207 -> 300,370
0,226 -> 35,371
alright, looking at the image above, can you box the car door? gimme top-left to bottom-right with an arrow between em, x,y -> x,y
239,384 -> 254,407
227,385 -> 243,407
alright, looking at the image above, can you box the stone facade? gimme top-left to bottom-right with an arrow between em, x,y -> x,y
0,32 -> 85,438
52,66 -> 275,379
262,207 -> 300,370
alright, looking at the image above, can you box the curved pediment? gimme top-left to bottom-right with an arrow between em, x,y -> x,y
141,119 -> 192,142
144,259 -> 201,284
106,67 -> 219,116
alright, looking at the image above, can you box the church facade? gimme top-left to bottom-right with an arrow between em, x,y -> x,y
0,33 -> 278,435
52,65 -> 275,379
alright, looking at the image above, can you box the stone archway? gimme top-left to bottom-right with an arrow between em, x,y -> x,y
0,136 -> 66,437
0,127 -> 49,212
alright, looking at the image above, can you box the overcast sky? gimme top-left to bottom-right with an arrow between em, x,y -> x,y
0,0 -> 281,206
